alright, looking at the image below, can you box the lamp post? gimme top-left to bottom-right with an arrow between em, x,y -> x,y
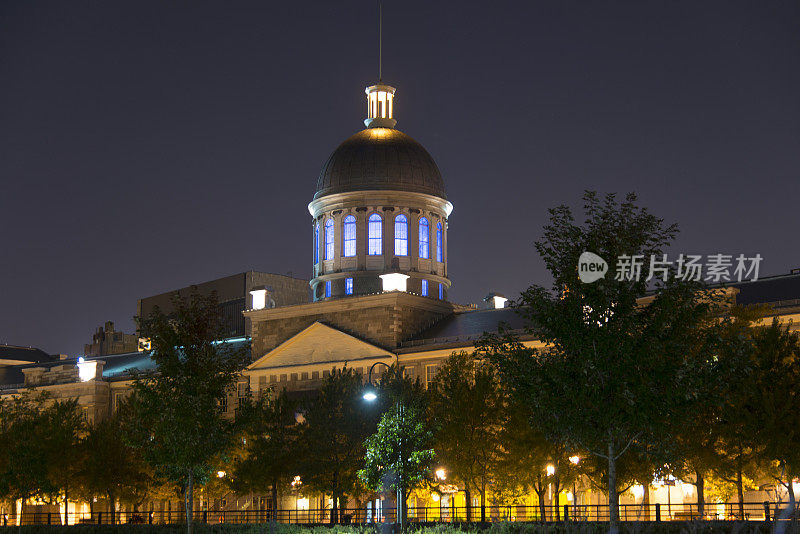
569,456 -> 580,519
363,359 -> 405,532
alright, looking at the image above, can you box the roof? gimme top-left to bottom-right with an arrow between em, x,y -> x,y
730,272 -> 800,307
315,128 -> 446,200
0,337 -> 252,389
0,345 -> 56,365
402,307 -> 527,349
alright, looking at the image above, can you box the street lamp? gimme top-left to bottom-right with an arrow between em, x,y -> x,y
363,359 -> 405,531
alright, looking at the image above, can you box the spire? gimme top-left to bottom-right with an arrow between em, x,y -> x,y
364,1 -> 397,128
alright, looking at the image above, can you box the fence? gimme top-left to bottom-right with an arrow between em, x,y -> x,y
2,502 -> 798,526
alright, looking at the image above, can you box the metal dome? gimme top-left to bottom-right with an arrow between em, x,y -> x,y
314,128 -> 446,201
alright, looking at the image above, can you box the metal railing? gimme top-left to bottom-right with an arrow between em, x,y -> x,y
2,501 -> 797,526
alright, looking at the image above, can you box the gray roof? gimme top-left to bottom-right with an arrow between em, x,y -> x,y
315,128 -> 446,201
731,272 -> 800,307
0,338 -> 251,389
402,308 -> 528,349
0,345 -> 56,364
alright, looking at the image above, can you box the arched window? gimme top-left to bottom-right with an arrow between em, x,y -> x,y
314,223 -> 319,264
436,222 -> 443,262
394,214 -> 408,256
368,213 -> 382,255
343,215 -> 356,257
418,217 -> 429,259
324,219 -> 334,260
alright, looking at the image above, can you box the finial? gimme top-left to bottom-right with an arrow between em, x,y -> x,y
378,0 -> 382,82
364,1 -> 396,128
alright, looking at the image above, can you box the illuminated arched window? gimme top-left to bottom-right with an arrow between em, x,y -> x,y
343,215 -> 356,257
419,217 -> 429,259
324,219 -> 334,260
421,279 -> 428,296
368,213 -> 382,255
436,222 -> 443,262
314,223 -> 319,264
394,214 -> 408,256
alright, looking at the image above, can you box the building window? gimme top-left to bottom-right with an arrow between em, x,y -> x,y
421,279 -> 428,296
439,283 -> 444,300
436,222 -> 443,262
325,280 -> 332,298
343,215 -> 356,257
419,217 -> 429,259
324,219 -> 334,260
315,223 -> 320,264
426,364 -> 439,389
395,214 -> 408,256
345,277 -> 353,295
368,213 -> 382,255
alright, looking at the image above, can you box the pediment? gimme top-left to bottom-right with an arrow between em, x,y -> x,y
248,322 -> 394,370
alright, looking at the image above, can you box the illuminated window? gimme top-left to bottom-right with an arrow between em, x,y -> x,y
419,217 -> 430,259
325,280 -> 331,298
421,279 -> 428,296
368,213 -> 382,255
343,215 -> 356,257
395,214 -> 408,256
436,222 -> 443,262
345,278 -> 353,295
439,283 -> 444,300
315,224 -> 320,260
324,219 -> 334,260
426,364 -> 439,389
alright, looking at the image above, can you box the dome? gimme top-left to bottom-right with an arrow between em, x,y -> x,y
314,128 -> 446,201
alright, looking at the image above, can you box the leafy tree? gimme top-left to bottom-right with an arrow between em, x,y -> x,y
711,306 -> 770,518
126,292 -> 248,534
748,319 -> 800,510
230,388 -> 299,514
495,402 -> 581,521
75,411 -> 151,522
429,352 -> 504,521
298,367 -> 376,523
479,192 -> 712,532
0,392 -> 83,529
359,404 -> 435,526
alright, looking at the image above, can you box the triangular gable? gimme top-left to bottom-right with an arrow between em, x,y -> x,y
248,322 -> 394,370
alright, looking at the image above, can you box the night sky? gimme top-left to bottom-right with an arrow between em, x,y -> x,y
2,1 -> 798,355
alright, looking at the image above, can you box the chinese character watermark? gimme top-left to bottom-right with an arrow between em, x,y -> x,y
578,252 -> 762,284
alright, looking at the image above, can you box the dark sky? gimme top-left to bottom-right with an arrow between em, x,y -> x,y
2,1 -> 798,355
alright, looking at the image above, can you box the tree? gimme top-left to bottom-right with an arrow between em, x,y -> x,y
230,388 -> 299,515
0,392 -> 83,529
126,292 -> 248,534
479,192 -> 712,533
298,367 -> 376,523
429,352 -> 504,521
359,404 -> 435,526
748,319 -> 800,513
76,411 -> 152,522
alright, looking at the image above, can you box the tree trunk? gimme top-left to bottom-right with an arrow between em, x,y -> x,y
185,471 -> 194,534
109,492 -> 116,525
271,480 -> 278,522
608,441 -> 619,534
695,469 -> 705,518
63,488 -> 69,526
554,486 -> 561,521
480,482 -> 486,522
464,487 -> 471,522
536,488 -> 547,521
736,468 -> 745,518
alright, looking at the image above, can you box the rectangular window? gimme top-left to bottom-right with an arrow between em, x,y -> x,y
426,364 -> 438,389
325,280 -> 332,298
345,277 -> 353,295
439,283 -> 444,300
421,279 -> 428,296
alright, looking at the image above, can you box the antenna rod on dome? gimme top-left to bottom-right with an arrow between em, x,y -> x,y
378,0 -> 382,81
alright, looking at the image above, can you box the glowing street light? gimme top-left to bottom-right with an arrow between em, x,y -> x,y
546,464 -> 555,476
435,468 -> 446,481
569,456 -> 580,465
217,471 -> 226,478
